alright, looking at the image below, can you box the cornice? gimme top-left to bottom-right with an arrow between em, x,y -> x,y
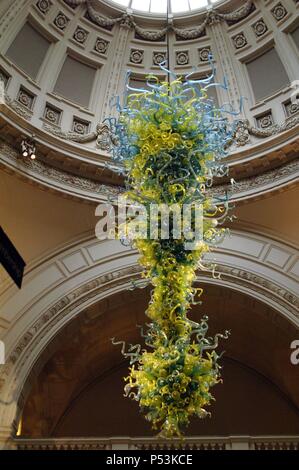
1,89 -> 299,185
0,139 -> 120,203
0,138 -> 298,204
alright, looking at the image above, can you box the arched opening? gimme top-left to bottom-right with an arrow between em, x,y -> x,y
19,284 -> 299,438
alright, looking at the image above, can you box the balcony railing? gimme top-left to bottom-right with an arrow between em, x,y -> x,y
12,436 -> 299,451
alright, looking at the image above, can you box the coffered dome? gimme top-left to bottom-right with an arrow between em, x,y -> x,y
0,0 -> 298,201
106,0 -> 221,15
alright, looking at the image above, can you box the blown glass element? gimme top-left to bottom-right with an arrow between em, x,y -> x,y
107,64 -> 238,437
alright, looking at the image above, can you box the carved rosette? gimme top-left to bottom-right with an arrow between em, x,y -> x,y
54,12 -> 70,31
271,2 -> 288,21
284,101 -> 299,117
176,51 -> 189,66
129,49 -> 144,65
44,104 -> 62,125
94,37 -> 109,54
73,26 -> 89,44
72,118 -> 90,134
198,47 -> 211,62
256,112 -> 274,129
252,19 -> 268,37
36,0 -> 52,14
153,51 -> 167,66
232,32 -> 248,49
17,88 -> 35,110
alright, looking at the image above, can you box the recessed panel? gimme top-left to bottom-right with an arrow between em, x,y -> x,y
246,48 -> 289,102
6,22 -> 50,79
54,56 -> 96,108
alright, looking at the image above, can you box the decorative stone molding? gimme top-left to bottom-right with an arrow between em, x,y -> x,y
44,104 -> 62,125
133,23 -> 167,42
153,51 -> 167,66
16,437 -> 109,450
72,117 -> 90,134
1,1 -> 297,167
86,2 -> 123,28
13,436 -> 299,451
210,20 -> 240,112
271,2 -> 288,21
43,121 -> 118,150
232,32 -> 248,49
0,135 -> 297,204
94,37 -> 109,54
214,265 -> 299,314
252,19 -> 268,37
73,26 -> 89,44
172,23 -> 206,41
217,0 -> 255,25
53,12 -> 70,31
36,0 -> 52,15
207,159 -> 299,200
198,46 -> 211,62
256,112 -> 274,129
3,95 -> 32,120
0,140 -> 121,200
176,50 -> 189,66
232,116 -> 299,146
101,17 -> 131,119
0,263 -> 142,395
129,49 -> 144,65
62,0 -> 255,42
17,87 -> 35,110
284,100 -> 299,117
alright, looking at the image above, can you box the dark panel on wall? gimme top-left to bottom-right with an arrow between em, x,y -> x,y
54,56 -> 96,108
6,22 -> 50,79
246,48 -> 289,102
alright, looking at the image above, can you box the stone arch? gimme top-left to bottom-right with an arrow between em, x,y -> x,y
0,229 -> 298,445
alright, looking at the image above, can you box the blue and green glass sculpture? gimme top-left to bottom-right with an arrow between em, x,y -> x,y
108,61 -> 239,437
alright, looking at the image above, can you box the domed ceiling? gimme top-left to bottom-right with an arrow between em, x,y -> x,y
107,0 -> 221,14
0,0 -> 298,203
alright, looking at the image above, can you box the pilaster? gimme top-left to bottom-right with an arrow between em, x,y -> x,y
101,22 -> 131,120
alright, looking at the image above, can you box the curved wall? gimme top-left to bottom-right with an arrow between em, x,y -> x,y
0,0 -> 298,449
0,229 -> 298,444
0,0 -> 298,202
51,359 -> 299,437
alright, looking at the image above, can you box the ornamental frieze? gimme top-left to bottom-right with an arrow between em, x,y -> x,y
63,0 -> 255,42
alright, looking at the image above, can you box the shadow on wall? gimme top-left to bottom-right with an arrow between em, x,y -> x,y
37,358 -> 299,437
